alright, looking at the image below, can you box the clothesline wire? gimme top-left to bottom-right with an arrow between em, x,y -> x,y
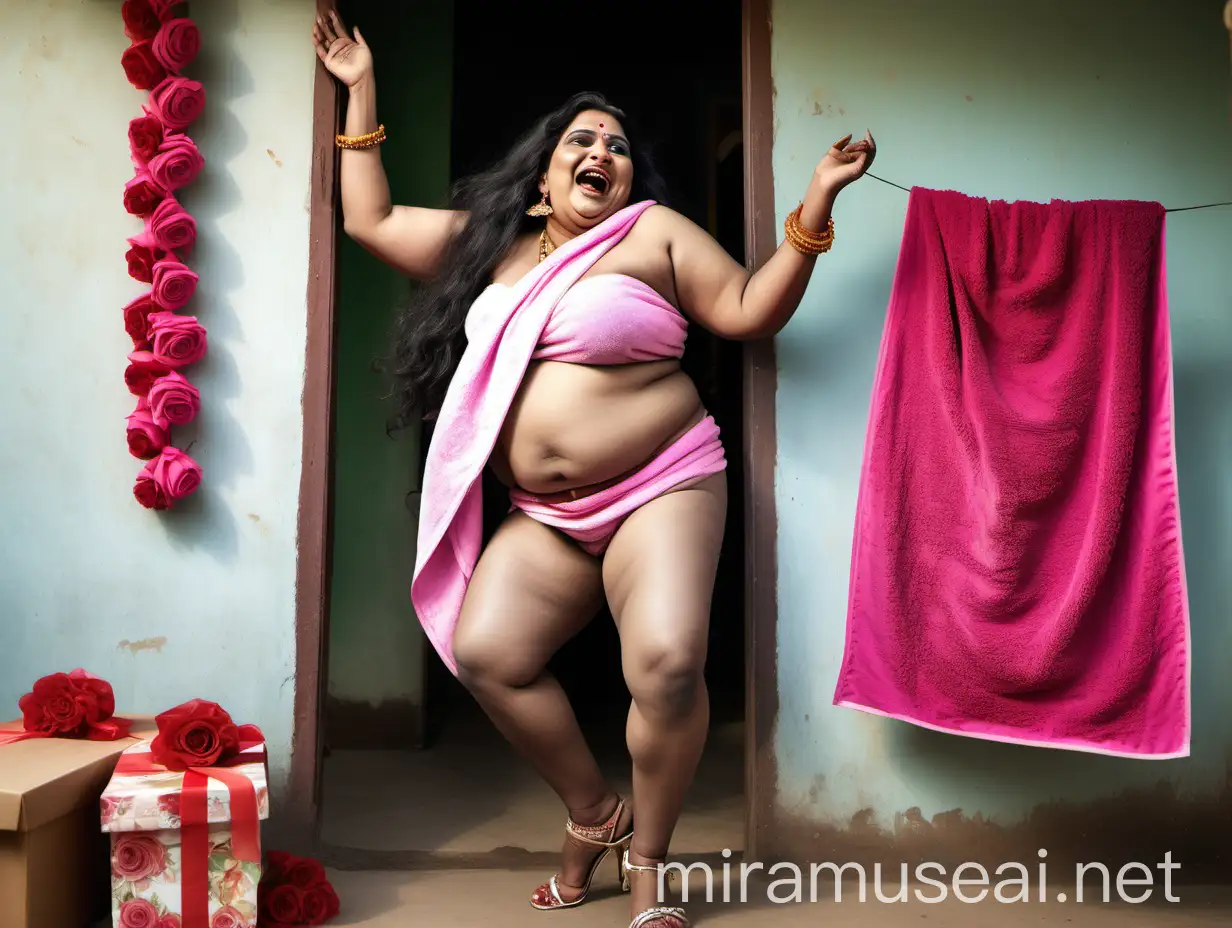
864,173 -> 1232,214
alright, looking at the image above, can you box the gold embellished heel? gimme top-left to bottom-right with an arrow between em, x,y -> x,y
529,796 -> 634,911
621,849 -> 690,927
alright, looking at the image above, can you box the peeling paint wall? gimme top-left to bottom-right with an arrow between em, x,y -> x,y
770,0 -> 1232,861
0,0 -> 317,796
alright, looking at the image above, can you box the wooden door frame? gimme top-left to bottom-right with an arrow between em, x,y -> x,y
287,0 -> 780,859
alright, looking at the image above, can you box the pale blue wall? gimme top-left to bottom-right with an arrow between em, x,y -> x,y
771,0 -> 1232,826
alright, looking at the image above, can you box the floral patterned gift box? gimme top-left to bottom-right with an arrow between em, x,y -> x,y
100,701 -> 269,928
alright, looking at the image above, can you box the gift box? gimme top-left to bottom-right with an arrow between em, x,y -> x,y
0,717 -> 152,928
100,734 -> 270,927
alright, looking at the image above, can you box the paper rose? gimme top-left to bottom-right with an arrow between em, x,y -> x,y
147,132 -> 203,191
123,172 -> 166,217
152,18 -> 201,73
126,397 -> 168,459
147,197 -> 196,253
147,370 -> 201,429
128,115 -> 164,164
150,258 -> 198,310
147,311 -> 207,368
125,350 -> 172,397
121,40 -> 167,91
123,292 -> 159,349
147,76 -> 205,130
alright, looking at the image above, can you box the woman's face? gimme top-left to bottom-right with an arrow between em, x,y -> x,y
540,109 -> 634,228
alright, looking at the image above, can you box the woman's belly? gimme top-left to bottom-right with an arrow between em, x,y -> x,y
490,360 -> 704,494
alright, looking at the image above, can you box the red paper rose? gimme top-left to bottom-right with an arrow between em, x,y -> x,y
126,398 -> 168,460
262,884 -> 305,926
125,350 -> 172,397
111,833 -> 168,882
18,673 -> 84,734
123,293 -> 159,349
148,311 -> 207,368
148,446 -> 203,501
151,259 -> 198,309
119,898 -> 161,928
122,0 -> 162,41
134,468 -> 170,510
148,132 -> 204,191
147,197 -> 196,253
147,76 -> 205,130
70,668 -> 118,726
123,172 -> 166,217
129,115 -> 164,163
152,18 -> 201,73
147,371 -> 201,430
121,40 -> 167,91
150,698 -> 241,769
126,234 -> 167,284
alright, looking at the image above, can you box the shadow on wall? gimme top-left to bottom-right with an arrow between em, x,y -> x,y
149,0 -> 249,563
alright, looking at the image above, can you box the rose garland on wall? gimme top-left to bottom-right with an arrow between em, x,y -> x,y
119,1 -> 207,510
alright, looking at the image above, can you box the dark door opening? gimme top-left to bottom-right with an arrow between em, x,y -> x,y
321,0 -> 747,858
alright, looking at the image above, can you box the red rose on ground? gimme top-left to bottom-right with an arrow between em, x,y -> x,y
122,0 -> 162,40
125,350 -> 172,397
134,469 -> 171,510
150,259 -> 198,310
129,115 -> 164,163
149,446 -> 202,501
302,882 -> 341,924
124,173 -> 166,217
147,197 -> 196,253
282,855 -> 328,889
262,884 -> 305,926
147,77 -> 205,130
151,699 -> 240,770
118,898 -> 160,928
124,293 -> 159,349
127,398 -> 168,460
148,312 -> 207,368
148,132 -> 204,191
147,371 -> 201,430
152,18 -> 201,73
111,833 -> 168,882
18,673 -> 85,734
122,40 -> 166,90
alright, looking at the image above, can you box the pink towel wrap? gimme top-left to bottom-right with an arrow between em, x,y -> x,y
833,187 -> 1191,758
412,200 -> 672,675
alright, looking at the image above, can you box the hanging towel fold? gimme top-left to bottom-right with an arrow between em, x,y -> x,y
833,187 -> 1191,758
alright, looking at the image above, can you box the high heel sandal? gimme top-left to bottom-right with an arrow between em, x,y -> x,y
529,795 -> 634,910
621,849 -> 690,927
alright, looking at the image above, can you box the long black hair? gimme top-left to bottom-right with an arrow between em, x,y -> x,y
386,91 -> 669,428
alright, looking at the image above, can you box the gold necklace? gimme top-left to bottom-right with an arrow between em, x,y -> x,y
538,227 -> 557,263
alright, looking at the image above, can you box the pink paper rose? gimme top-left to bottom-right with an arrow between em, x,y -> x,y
148,312 -> 207,368
152,18 -> 201,73
147,197 -> 196,253
121,40 -> 166,91
129,115 -> 164,163
125,350 -> 172,397
151,259 -> 198,310
148,132 -> 203,191
123,172 -> 166,217
126,397 -> 168,460
119,898 -> 161,928
112,833 -> 168,882
148,371 -> 201,429
123,292 -> 159,349
146,446 -> 203,503
208,906 -> 247,928
147,76 -> 205,130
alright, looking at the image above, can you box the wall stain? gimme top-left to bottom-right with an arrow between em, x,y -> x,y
267,149 -> 283,167
118,636 -> 168,655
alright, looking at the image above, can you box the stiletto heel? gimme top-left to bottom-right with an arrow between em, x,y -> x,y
622,849 -> 690,928
529,796 -> 634,911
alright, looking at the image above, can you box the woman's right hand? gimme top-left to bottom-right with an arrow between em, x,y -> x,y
313,10 -> 373,88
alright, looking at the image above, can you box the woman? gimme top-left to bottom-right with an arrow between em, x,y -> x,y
313,12 -> 874,928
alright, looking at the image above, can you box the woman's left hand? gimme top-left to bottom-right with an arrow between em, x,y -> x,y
814,131 -> 877,196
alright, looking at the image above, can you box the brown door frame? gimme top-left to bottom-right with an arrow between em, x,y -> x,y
288,0 -> 780,859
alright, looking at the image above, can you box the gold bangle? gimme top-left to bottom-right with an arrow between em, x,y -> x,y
336,124 -> 386,150
783,203 -> 834,255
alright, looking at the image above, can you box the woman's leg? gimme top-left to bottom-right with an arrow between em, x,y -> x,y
451,510 -> 630,902
601,472 -> 728,920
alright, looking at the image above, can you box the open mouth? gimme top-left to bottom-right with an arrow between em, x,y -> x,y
575,168 -> 611,196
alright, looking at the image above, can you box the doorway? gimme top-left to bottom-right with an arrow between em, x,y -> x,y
294,0 -> 779,863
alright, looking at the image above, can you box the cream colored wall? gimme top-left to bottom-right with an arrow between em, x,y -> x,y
0,0 -> 318,796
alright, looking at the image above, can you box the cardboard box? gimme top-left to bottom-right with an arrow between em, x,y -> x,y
100,737 -> 270,926
0,718 -> 153,928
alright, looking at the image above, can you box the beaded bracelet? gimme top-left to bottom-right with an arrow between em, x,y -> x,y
784,203 -> 834,255
336,124 -> 386,150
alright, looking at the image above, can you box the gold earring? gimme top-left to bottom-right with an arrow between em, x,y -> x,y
526,191 -> 553,217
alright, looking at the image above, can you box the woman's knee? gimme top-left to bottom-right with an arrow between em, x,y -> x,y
453,631 -> 544,691
624,644 -> 707,720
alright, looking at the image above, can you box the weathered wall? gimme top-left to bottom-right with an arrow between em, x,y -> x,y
770,0 -> 1231,875
0,0 -> 316,795
325,0 -> 453,747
